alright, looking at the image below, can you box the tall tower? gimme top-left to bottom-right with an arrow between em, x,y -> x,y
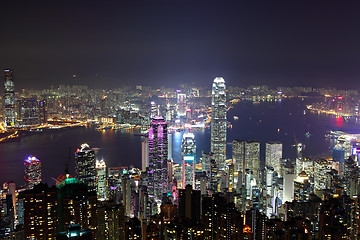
24,156 -> 42,189
232,140 -> 261,186
96,159 -> 107,201
182,132 -> 196,189
4,69 -> 15,127
141,139 -> 149,171
148,116 -> 168,212
19,97 -> 39,126
75,143 -> 97,192
211,77 -> 227,170
265,141 -> 283,175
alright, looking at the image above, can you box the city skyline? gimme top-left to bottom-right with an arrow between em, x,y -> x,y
2,1 -> 360,89
2,1 -> 360,238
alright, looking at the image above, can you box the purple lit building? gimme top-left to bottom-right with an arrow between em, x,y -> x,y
24,156 -> 42,189
148,116 -> 168,213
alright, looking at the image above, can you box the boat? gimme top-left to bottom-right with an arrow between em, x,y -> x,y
233,116 -> 239,120
29,128 -> 43,132
305,132 -> 311,138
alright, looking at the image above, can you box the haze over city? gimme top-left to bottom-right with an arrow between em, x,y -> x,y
2,0 -> 360,89
2,1 -> 360,239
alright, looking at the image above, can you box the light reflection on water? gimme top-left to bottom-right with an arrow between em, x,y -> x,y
0,98 -> 359,186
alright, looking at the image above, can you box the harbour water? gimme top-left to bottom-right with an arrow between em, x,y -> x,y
0,98 -> 358,186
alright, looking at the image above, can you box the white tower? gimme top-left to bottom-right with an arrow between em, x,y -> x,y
210,77 -> 227,170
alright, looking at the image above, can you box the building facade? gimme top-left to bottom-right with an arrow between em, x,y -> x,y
265,141 -> 283,175
210,77 -> 227,170
75,143 -> 97,192
4,69 -> 15,127
181,132 -> 196,189
96,159 -> 107,201
232,139 -> 261,186
148,116 -> 168,213
24,156 -> 42,189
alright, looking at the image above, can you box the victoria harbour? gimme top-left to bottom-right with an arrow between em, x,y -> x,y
0,98 -> 356,186
3,2 -> 360,238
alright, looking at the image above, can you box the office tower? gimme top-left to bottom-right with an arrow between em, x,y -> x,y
38,99 -> 47,124
333,135 -> 353,173
210,77 -> 227,170
265,141 -> 283,175
141,139 -> 149,171
210,157 -> 219,193
314,159 -> 332,192
343,157 -> 358,196
75,143 -> 97,192
122,174 -> 132,217
24,156 -> 42,189
181,132 -> 196,189
294,171 -> 311,202
265,166 -> 275,217
2,182 -> 17,231
232,140 -> 261,185
201,194 -> 242,239
107,166 -> 128,203
4,69 -> 15,127
19,97 -> 39,126
177,93 -> 186,117
96,202 -> 124,240
173,163 -> 182,189
295,157 -> 314,177
23,183 -> 57,239
96,159 -> 107,201
167,159 -> 174,186
150,101 -> 158,119
148,116 -> 168,212
283,171 -> 296,203
168,132 -> 173,160
56,177 -> 97,232
245,209 -> 267,240
178,185 -> 201,221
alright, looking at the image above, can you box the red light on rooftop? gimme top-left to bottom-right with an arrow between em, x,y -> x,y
338,108 -> 342,111
338,96 -> 343,100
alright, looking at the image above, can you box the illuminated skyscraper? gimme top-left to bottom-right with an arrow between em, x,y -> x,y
211,77 -> 227,170
294,170 -> 310,202
265,141 -> 283,175
23,184 -> 57,239
75,143 -> 97,192
4,69 -> 15,127
19,97 -> 39,126
96,159 -> 107,201
314,159 -> 332,192
177,93 -> 186,117
148,116 -> 168,212
150,101 -> 158,119
232,140 -> 261,186
142,139 -> 149,171
24,156 -> 42,189
38,99 -> 47,124
182,132 -> 196,189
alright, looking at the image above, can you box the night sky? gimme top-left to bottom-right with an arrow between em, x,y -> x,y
1,0 -> 360,89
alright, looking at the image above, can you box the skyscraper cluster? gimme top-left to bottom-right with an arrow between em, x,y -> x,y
2,69 -> 47,129
3,76 -> 360,239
